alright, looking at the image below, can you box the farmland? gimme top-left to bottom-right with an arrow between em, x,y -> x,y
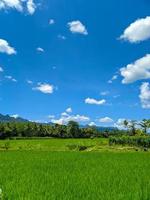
0,139 -> 150,199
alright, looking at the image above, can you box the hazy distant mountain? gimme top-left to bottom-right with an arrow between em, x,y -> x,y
80,124 -> 117,131
0,114 -> 117,131
0,114 -> 28,123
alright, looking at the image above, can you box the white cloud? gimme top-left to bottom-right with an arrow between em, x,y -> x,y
33,83 -> 54,94
27,0 -> 36,14
66,107 -> 72,113
49,19 -> 55,25
0,0 -> 23,12
11,114 -> 19,118
120,16 -> 150,43
68,20 -> 88,35
99,117 -> 113,123
0,39 -> 16,55
61,112 -> 69,117
0,0 -> 36,15
0,67 -> 4,72
5,75 -> 17,82
120,54 -> 150,84
36,47 -> 44,53
108,75 -> 118,84
51,118 -> 63,125
139,82 -> 150,109
58,34 -> 66,40
51,107 -> 89,125
89,122 -> 96,126
85,98 -> 106,105
114,118 -> 126,129
51,114 -> 90,125
27,80 -> 33,84
100,91 -> 109,96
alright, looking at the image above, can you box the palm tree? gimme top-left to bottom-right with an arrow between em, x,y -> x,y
139,119 -> 150,134
123,120 -> 137,136
128,120 -> 137,136
123,120 -> 129,129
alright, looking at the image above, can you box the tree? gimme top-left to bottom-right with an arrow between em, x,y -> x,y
67,121 -> 80,138
123,120 -> 137,136
139,119 -> 150,134
123,120 -> 129,129
128,120 -> 137,136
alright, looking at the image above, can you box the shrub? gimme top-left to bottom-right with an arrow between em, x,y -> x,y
109,136 -> 150,148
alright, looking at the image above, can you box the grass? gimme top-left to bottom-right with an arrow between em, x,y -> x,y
0,138 -> 150,199
0,151 -> 150,199
0,138 -> 107,151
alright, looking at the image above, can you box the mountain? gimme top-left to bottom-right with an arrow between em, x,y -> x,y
0,114 -> 117,131
0,114 -> 28,123
80,124 -> 118,131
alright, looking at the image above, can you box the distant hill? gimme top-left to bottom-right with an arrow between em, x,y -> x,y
96,126 -> 118,131
80,124 -> 117,131
0,114 -> 28,123
0,114 -> 117,131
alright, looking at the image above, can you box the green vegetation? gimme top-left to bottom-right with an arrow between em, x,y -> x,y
0,138 -> 107,151
0,119 -> 149,199
0,151 -> 150,200
0,119 -> 149,139
123,119 -> 150,135
109,136 -> 150,149
0,121 -> 123,139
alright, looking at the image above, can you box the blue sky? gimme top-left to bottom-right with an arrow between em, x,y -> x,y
0,0 -> 150,126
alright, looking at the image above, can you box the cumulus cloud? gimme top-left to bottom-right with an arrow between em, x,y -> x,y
120,16 -> 150,43
85,98 -> 106,105
5,75 -> 17,82
0,0 -> 23,11
36,47 -> 44,53
33,83 -> 54,94
66,107 -> 72,113
0,39 -> 16,55
89,122 -> 96,126
99,117 -> 113,123
120,54 -> 150,84
68,20 -> 88,35
0,0 -> 36,14
51,114 -> 90,125
139,82 -> 150,109
11,114 -> 19,118
61,112 -> 69,117
114,118 -> 126,129
27,0 -> 36,15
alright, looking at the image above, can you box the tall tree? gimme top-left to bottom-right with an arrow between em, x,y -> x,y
67,121 -> 80,138
139,119 -> 150,134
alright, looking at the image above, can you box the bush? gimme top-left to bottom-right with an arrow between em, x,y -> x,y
67,144 -> 88,151
109,136 -> 150,148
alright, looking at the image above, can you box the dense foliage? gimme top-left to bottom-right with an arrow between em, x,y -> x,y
0,121 -> 124,139
109,136 -> 150,148
0,118 -> 149,139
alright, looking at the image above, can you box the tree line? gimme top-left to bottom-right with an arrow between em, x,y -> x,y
0,119 -> 149,139
123,119 -> 150,135
0,121 -> 125,139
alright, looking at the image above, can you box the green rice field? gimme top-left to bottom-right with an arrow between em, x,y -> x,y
0,139 -> 150,200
